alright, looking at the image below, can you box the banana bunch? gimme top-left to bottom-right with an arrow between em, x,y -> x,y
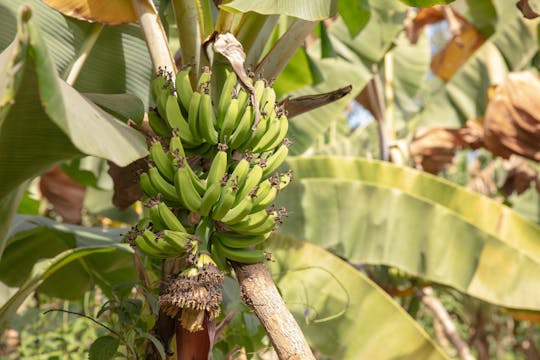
132,65 -> 292,268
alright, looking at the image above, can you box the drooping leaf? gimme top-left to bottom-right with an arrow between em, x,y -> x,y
89,335 -> 121,360
267,234 -> 449,359
275,156 -> 540,310
0,8 -> 147,199
0,215 -> 135,301
337,0 -> 371,38
84,93 -> 145,125
0,0 -> 153,107
221,0 -> 338,21
464,0 -> 497,35
0,245 -> 124,329
418,10 -> 539,127
42,0 -> 136,25
0,186 -> 26,260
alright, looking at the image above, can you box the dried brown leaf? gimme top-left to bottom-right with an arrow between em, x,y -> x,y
280,85 -> 352,118
484,71 -> 540,161
516,0 -> 540,19
43,0 -> 137,25
39,166 -> 85,224
108,159 -> 147,209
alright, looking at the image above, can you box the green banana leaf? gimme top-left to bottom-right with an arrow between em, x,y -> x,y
0,8 -> 147,200
267,233 -> 449,359
417,7 -> 539,127
0,245 -> 127,330
221,0 -> 339,21
463,0 -> 497,35
0,0 -> 153,107
0,215 -> 135,303
0,186 -> 26,259
275,156 -> 540,310
337,0 -> 371,38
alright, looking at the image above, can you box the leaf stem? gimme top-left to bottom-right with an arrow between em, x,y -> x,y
62,23 -> 103,86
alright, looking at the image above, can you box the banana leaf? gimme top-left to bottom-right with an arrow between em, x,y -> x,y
267,233 -> 449,360
276,156 -> 540,310
221,0 -> 339,21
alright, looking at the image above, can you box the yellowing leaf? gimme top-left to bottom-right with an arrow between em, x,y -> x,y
43,0 -> 136,25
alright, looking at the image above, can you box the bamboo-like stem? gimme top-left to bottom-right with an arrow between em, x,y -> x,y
232,262 -> 315,360
171,0 -> 202,85
418,287 -> 476,360
255,19 -> 317,81
131,0 -> 177,74
63,23 -> 103,86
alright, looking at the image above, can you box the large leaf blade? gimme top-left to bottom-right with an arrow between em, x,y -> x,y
267,234 -> 448,359
221,0 -> 338,21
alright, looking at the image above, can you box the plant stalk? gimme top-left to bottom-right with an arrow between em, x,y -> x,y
63,23 -> 103,86
232,262 -> 315,360
131,0 -> 177,74
418,287 -> 475,360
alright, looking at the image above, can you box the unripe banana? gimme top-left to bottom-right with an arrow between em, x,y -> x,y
232,213 -> 276,236
234,164 -> 263,206
158,202 -> 187,232
259,86 -> 276,116
252,114 -> 282,153
264,114 -> 289,151
228,105 -> 254,150
134,234 -> 170,258
139,172 -> 158,199
212,237 -> 268,264
236,87 -> 250,116
165,94 -> 200,147
199,182 -> 222,216
229,159 -> 251,192
196,67 -> 212,91
253,79 -> 266,105
213,231 -> 270,249
162,229 -> 194,253
217,70 -> 237,124
227,209 -> 271,232
187,91 -> 203,142
148,202 -> 167,231
219,195 -> 254,224
174,165 -> 203,213
149,140 -> 175,182
169,133 -> 186,158
261,144 -> 289,179
251,182 -> 278,213
148,166 -> 178,202
219,98 -> 239,142
147,110 -> 171,138
198,92 -> 219,144
212,176 -> 237,221
244,113 -> 270,151
151,75 -> 167,104
206,149 -> 228,187
175,67 -> 193,112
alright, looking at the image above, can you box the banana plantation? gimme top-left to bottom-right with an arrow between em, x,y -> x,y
1,0 -> 540,359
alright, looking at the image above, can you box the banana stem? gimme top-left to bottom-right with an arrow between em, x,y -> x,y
232,262 -> 316,360
131,0 -> 177,75
63,23 -> 103,86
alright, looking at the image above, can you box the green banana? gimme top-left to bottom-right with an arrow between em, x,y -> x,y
212,237 -> 267,264
261,144 -> 289,179
165,94 -> 200,147
147,110 -> 171,138
151,75 -> 167,104
198,92 -> 219,144
175,67 -> 193,113
134,234 -> 169,258
187,91 -> 202,141
162,229 -> 194,253
259,85 -> 276,116
199,182 -> 222,216
252,115 -> 282,153
228,105 -> 254,150
206,149 -> 228,187
251,181 -> 278,212
148,166 -> 178,202
232,213 -> 276,236
158,202 -> 186,232
244,113 -> 270,152
229,159 -> 251,193
210,240 -> 229,271
174,165 -> 203,213
148,202 -> 167,231
236,87 -> 250,116
234,164 -> 263,206
196,67 -> 212,91
219,195 -> 254,224
139,172 -> 158,199
213,231 -> 270,249
216,70 -> 237,125
227,209 -> 271,232
219,98 -> 239,143
212,176 -> 237,221
169,132 -> 186,158
264,114 -> 289,151
149,140 -> 174,182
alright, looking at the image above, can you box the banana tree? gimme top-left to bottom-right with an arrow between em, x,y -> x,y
2,0 -> 540,359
